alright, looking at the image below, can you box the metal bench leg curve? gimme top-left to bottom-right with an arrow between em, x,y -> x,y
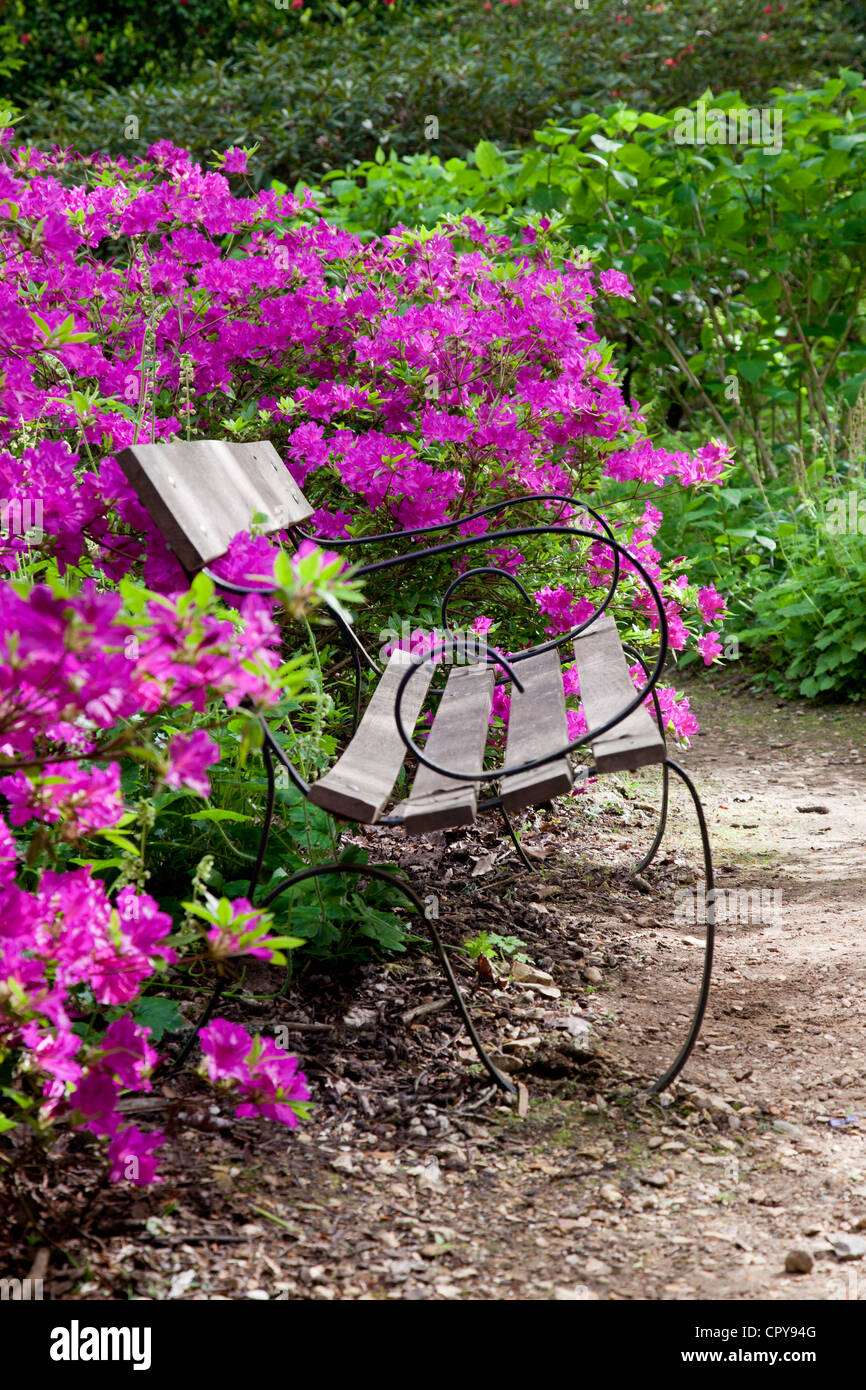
621,642 -> 670,877
632,761 -> 670,876
650,757 -> 715,1094
500,806 -> 537,873
259,862 -> 517,1098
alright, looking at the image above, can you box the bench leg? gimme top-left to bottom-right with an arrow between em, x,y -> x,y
500,806 -> 537,873
649,758 -> 716,1093
630,760 -> 670,876
259,862 -> 518,1098
621,642 -> 670,877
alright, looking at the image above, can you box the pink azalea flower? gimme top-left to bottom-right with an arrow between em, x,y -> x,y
697,584 -> 727,624
698,631 -> 724,666
164,730 -> 221,799
222,148 -> 248,175
107,1124 -> 165,1185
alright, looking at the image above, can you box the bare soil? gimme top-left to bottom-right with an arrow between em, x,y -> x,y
4,675 -> 866,1301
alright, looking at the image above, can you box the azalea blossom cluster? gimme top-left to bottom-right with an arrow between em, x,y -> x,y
0,130 -> 727,684
1,814 -> 308,1179
200,1018 -> 310,1125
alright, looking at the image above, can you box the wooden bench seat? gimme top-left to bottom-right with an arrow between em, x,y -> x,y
308,617 -> 663,831
572,614 -> 666,773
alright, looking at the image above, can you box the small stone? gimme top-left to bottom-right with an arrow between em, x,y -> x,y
829,1234 -> 866,1262
853,1216 -> 866,1232
487,1050 -> 523,1074
784,1250 -> 813,1275
511,961 -> 555,986
600,1184 -> 623,1206
772,1120 -> 802,1140
584,1257 -> 611,1277
647,1135 -> 665,1149
501,1035 -> 542,1052
640,1171 -> 670,1188
583,966 -> 604,986
330,1153 -> 356,1174
443,1152 -> 468,1172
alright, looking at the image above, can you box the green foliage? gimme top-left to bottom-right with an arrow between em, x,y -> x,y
657,448 -> 866,698
463,931 -> 532,965
13,0 -> 861,186
313,73 -> 866,488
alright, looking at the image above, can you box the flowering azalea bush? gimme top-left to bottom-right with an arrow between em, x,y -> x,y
0,556 -> 346,1180
0,118 -> 732,1183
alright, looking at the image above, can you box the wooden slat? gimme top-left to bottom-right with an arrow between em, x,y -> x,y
394,663 -> 494,833
501,650 -> 574,812
115,439 -> 313,572
572,615 -> 666,773
308,651 -> 435,823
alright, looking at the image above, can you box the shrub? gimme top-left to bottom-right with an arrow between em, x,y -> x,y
312,72 -> 866,487
12,0 -> 862,185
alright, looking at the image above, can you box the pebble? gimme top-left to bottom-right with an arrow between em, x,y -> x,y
583,966 -> 604,985
829,1234 -> 866,1262
784,1250 -> 813,1274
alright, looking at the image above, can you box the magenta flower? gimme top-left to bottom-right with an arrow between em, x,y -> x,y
222,148 -> 248,174
70,1070 -> 121,1135
96,1016 -> 158,1089
199,1018 -> 255,1083
107,1124 -> 165,1185
697,584 -> 727,624
698,631 -> 724,666
163,730 -> 221,798
599,268 -> 634,299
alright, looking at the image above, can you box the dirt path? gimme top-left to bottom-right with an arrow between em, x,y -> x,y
6,679 -> 866,1301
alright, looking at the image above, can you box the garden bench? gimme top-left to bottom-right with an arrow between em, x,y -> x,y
117,439 -> 715,1098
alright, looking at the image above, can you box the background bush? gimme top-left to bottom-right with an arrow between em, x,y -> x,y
8,0 -> 863,186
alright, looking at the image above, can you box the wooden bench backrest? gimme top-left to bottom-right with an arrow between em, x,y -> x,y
115,440 -> 313,572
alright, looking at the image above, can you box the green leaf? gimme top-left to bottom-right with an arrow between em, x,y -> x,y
132,997 -> 185,1043
475,140 -> 505,180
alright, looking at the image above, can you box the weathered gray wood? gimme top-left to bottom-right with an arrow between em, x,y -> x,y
501,650 -> 574,812
115,439 -> 313,572
308,651 -> 435,823
394,663 -> 495,833
572,614 -> 666,772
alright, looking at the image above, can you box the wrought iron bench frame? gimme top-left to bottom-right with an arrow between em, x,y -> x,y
117,441 -> 715,1100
